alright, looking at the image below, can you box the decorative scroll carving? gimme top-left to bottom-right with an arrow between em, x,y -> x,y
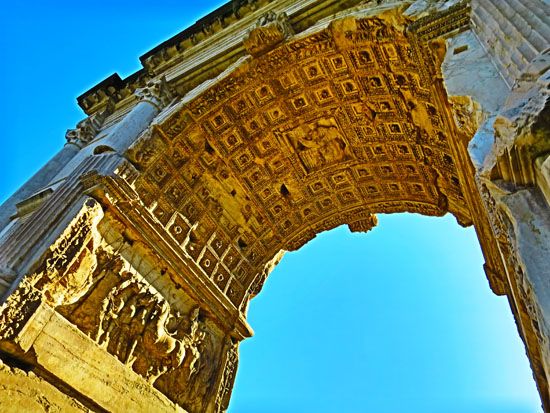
65,100 -> 115,147
244,11 -> 294,57
348,213 -> 378,233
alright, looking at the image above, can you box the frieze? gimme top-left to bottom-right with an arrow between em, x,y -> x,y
54,248 -> 222,413
0,194 -> 227,412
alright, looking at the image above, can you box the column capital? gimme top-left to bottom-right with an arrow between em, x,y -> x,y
134,77 -> 173,110
65,101 -> 114,148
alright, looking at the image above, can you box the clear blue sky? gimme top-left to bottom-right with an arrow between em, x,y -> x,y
0,2 -> 542,412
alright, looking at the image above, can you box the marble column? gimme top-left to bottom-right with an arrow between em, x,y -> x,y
0,78 -> 174,299
0,143 -> 80,234
50,77 -> 174,182
102,78 -> 173,153
0,101 -> 115,235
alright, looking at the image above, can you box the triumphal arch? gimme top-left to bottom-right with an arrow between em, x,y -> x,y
0,0 -> 549,411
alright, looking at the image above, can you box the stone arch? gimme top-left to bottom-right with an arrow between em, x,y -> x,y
0,1 -> 549,412
125,11 -> 477,310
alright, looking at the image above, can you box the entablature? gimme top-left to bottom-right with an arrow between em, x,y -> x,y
76,0 -> 369,116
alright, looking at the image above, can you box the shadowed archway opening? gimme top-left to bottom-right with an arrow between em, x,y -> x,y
230,214 -> 540,413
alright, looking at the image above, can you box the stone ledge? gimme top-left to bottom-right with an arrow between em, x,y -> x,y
1,302 -> 187,413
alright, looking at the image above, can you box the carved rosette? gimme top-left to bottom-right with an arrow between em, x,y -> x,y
135,77 -> 174,110
121,12 -> 477,318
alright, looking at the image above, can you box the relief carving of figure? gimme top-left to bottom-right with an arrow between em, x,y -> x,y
2,180 -> 230,413
155,319 -> 222,412
95,276 -> 206,384
286,118 -> 350,172
58,251 -> 208,388
136,299 -> 187,382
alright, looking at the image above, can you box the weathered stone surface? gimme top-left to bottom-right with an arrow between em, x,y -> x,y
442,30 -> 509,114
29,306 -> 187,413
1,0 -> 549,411
471,0 -> 550,87
463,3 -> 550,404
0,361 -> 88,413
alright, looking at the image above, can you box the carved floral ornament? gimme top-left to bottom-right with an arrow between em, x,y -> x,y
65,100 -> 115,147
135,77 -> 175,109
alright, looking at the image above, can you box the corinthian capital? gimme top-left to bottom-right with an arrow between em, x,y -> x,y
135,77 -> 174,109
65,100 -> 114,147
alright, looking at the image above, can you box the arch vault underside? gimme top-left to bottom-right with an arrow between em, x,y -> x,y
0,1 -> 549,412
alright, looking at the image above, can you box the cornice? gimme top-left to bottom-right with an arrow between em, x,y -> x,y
76,0 -> 366,116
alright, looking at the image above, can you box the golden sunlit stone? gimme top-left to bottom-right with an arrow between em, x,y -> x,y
0,1 -> 549,411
